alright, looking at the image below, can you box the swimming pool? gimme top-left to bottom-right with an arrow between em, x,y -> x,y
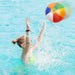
0,0 -> 75,75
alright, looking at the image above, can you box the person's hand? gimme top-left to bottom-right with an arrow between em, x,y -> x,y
26,18 -> 30,28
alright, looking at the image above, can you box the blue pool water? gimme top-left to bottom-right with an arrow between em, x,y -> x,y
0,0 -> 75,75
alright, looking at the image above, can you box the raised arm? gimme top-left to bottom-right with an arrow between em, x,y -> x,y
26,18 -> 31,45
22,18 -> 31,54
31,22 -> 46,51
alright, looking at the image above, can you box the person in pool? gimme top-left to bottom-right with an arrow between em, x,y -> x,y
12,18 -> 46,63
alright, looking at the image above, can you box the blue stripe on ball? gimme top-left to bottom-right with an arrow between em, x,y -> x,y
45,7 -> 51,15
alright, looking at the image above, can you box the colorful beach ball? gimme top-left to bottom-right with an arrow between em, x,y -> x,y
45,2 -> 66,23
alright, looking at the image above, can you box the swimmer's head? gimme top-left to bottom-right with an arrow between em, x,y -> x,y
12,35 -> 32,48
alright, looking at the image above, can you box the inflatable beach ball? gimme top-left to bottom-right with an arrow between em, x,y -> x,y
45,2 -> 66,23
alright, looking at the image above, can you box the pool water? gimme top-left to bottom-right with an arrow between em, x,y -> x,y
0,0 -> 75,75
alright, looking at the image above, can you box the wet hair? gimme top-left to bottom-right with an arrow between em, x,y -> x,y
12,36 -> 25,48
12,35 -> 32,48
